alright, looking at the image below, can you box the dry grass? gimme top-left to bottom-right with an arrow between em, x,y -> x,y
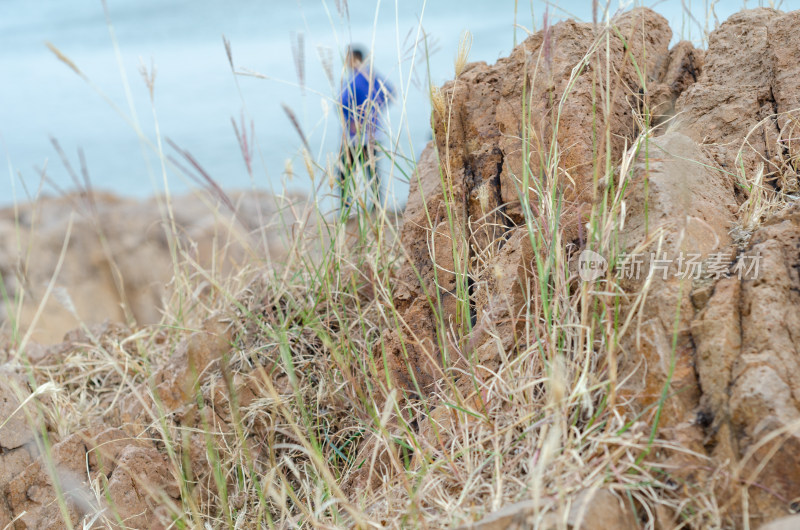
732,109 -> 800,244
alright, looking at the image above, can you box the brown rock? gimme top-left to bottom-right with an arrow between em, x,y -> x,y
383,144 -> 466,396
0,426 -> 154,529
0,502 -> 10,530
617,9 -> 800,524
617,131 -> 736,444
391,6 -> 800,526
389,8 -> 680,395
691,277 -> 741,443
470,227 -> 535,374
153,318 -> 232,411
0,445 -> 35,528
383,6 -> 800,527
565,489 -> 639,529
768,11 -> 800,191
0,190 -> 305,344
433,8 -> 673,232
4,427 -> 129,529
87,428 -> 140,472
0,366 -> 35,451
117,317 -> 232,430
102,445 -> 179,529
650,40 -> 703,125
0,446 -> 34,488
693,204 -> 800,525
674,8 -> 800,191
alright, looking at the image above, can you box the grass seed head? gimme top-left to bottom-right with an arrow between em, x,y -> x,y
455,30 -> 473,77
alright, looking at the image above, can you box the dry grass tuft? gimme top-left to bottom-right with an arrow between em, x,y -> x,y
454,30 -> 473,78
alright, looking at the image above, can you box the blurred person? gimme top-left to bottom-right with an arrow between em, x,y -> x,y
337,45 -> 393,213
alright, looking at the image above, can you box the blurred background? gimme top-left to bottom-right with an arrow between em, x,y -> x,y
0,0 -> 769,211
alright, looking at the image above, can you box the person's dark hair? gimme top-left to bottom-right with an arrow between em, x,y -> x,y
347,46 -> 365,62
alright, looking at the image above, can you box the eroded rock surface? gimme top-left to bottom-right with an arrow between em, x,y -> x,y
390,5 -> 800,528
386,8 -> 691,396
693,204 -> 800,524
615,130 -> 738,454
676,8 -> 800,192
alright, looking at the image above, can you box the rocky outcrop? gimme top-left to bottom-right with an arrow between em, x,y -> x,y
614,130 -> 737,451
623,9 -> 800,524
115,318 -> 233,431
676,9 -> 800,192
693,204 -> 800,523
0,190 -> 304,344
389,5 -> 800,528
385,8 -> 697,396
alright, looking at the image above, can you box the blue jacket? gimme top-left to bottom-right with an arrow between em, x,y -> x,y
340,67 -> 393,144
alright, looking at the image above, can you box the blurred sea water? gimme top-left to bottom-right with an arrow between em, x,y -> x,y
0,0 -> 758,210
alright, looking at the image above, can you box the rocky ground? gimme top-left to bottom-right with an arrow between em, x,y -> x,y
1,6 -> 800,530
0,190 -> 305,344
